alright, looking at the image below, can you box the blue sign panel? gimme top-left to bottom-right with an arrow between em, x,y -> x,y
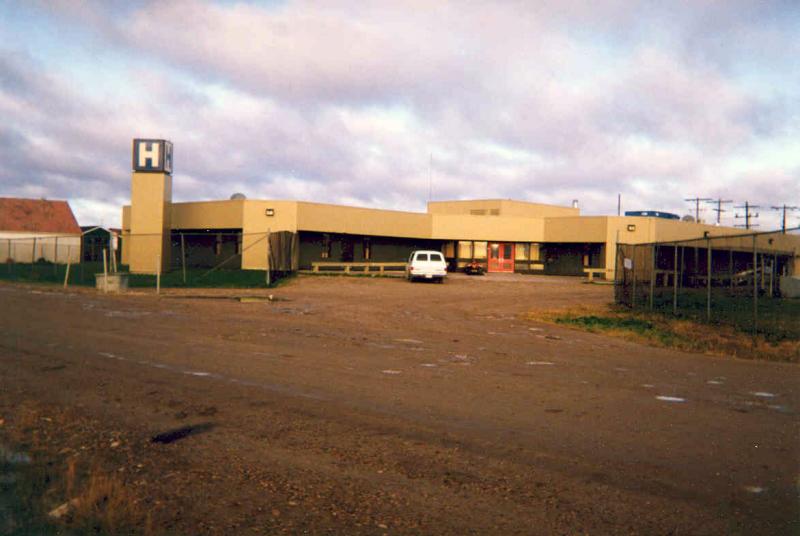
132,139 -> 173,173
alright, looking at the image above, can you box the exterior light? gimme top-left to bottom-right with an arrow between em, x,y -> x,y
265,208 -> 275,217
627,224 -> 636,232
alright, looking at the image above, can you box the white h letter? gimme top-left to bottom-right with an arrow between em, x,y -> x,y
138,141 -> 160,168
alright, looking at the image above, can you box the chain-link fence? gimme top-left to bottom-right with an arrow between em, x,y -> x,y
0,230 -> 297,289
614,228 -> 800,341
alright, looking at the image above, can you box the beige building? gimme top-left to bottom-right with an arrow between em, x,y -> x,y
121,139 -> 800,279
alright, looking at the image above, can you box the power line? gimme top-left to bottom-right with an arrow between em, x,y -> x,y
734,201 -> 760,230
771,204 -> 799,233
685,197 -> 712,222
706,198 -> 732,225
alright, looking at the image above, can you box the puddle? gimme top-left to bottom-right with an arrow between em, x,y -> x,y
655,396 -> 686,403
750,392 -> 777,398
394,338 -> 423,344
743,485 -> 766,494
420,363 -> 437,368
184,371 -> 212,377
526,361 -> 554,366
381,369 -> 402,375
641,384 -> 655,389
706,380 -> 724,385
151,422 -> 215,444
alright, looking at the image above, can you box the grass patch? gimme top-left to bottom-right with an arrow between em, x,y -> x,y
528,305 -> 800,363
0,261 -> 292,289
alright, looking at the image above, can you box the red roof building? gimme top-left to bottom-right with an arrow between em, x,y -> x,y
0,197 -> 81,235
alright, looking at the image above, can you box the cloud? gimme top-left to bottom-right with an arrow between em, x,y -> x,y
0,0 -> 797,232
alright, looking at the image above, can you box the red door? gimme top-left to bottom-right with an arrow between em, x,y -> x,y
488,243 -> 515,272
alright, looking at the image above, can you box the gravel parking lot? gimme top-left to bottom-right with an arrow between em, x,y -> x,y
0,275 -> 797,534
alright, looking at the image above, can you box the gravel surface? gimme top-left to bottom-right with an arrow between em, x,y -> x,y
0,275 -> 797,534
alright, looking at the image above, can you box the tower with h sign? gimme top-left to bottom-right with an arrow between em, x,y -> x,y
129,139 -> 173,274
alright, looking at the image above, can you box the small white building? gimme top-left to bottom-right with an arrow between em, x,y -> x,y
0,197 -> 82,264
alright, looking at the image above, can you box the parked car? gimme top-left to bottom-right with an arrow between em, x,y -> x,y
406,250 -> 447,283
464,259 -> 484,275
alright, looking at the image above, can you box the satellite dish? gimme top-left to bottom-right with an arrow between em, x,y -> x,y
230,193 -> 247,200
681,215 -> 695,222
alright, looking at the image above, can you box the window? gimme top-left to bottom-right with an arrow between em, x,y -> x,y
431,253 -> 443,262
473,242 -> 488,259
516,243 -> 529,260
469,209 -> 486,215
416,253 -> 429,261
458,241 -> 473,259
363,238 -> 371,260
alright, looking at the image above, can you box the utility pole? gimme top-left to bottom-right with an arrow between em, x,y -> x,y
617,193 -> 621,216
706,198 -> 732,225
770,204 -> 798,233
685,197 -> 712,222
734,201 -> 760,230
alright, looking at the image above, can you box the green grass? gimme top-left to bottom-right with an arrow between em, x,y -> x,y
644,288 -> 800,342
534,305 -> 799,362
554,314 -> 693,348
0,262 -> 291,289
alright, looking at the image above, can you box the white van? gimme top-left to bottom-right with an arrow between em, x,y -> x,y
406,250 -> 448,283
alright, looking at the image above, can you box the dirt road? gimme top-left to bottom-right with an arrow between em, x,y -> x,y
1,275 -> 797,534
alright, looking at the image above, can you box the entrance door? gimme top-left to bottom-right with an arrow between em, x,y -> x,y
488,243 -> 515,272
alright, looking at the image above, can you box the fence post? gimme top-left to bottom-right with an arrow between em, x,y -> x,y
266,229 -> 271,287
673,245 -> 678,315
181,233 -> 187,284
631,245 -> 637,309
64,246 -> 72,288
706,238 -> 712,322
729,249 -> 734,290
649,245 -> 656,310
752,234 -> 758,337
103,248 -> 108,294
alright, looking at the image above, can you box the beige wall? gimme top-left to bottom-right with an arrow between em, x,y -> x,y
128,172 -> 172,274
241,201 -> 299,270
428,199 -> 578,218
297,201 -> 431,238
432,214 -> 545,242
171,200 -> 244,229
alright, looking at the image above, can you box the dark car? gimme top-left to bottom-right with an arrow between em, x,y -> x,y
464,260 -> 484,275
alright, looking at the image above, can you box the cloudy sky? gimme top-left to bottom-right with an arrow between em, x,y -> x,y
1,1 -> 798,230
